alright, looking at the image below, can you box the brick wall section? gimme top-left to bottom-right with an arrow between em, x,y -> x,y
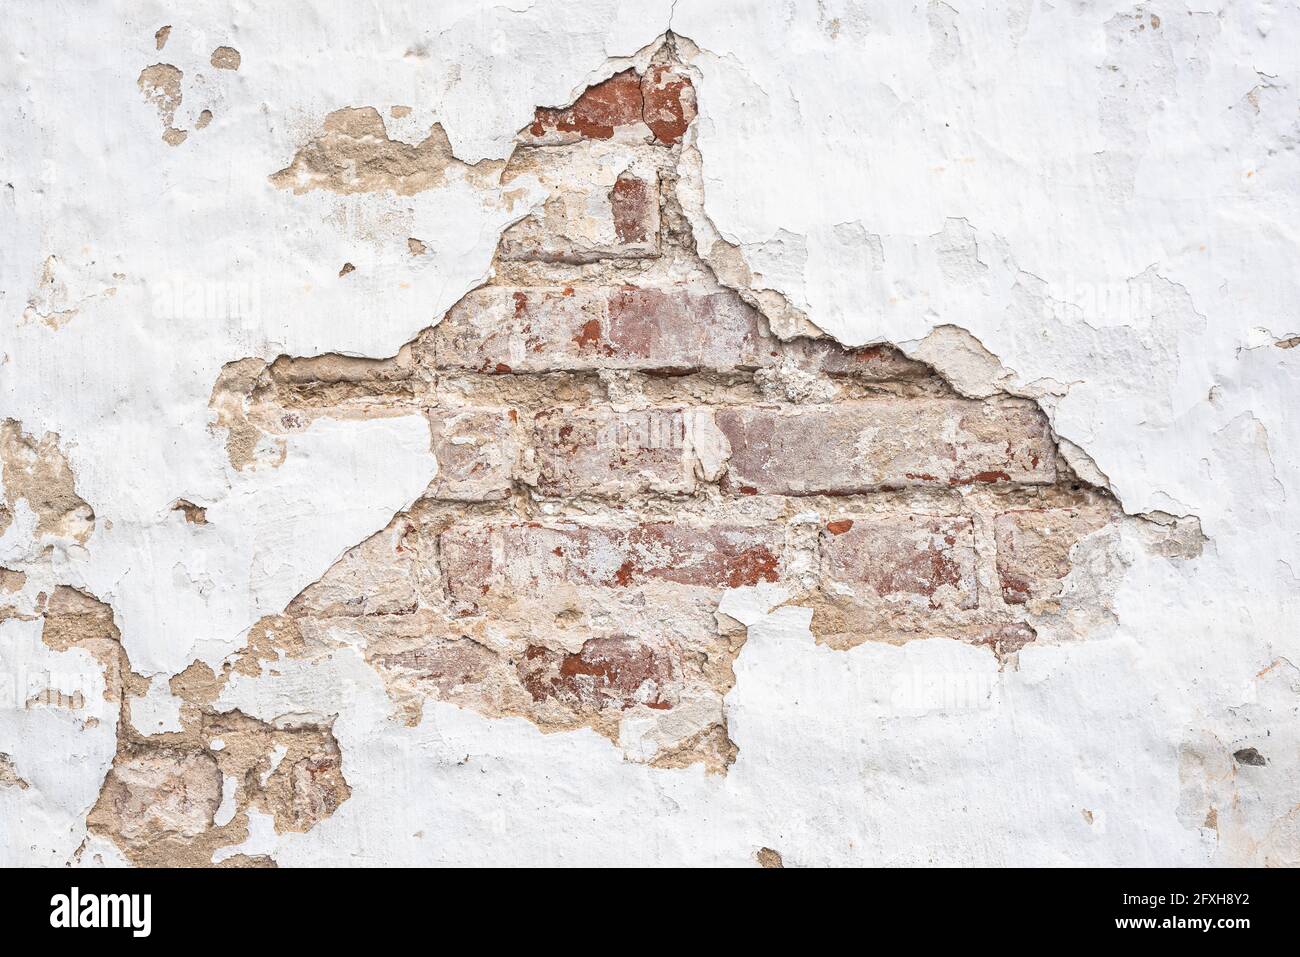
531,408 -> 706,497
442,521 -> 784,610
426,408 -> 518,501
993,507 -> 1114,606
716,399 -> 1055,495
428,285 -> 923,376
821,516 -> 978,611
234,52 -> 1124,773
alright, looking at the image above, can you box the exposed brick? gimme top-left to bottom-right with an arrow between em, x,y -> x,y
441,521 -> 785,610
717,399 -> 1056,495
429,285 -> 770,373
601,285 -> 769,368
610,171 -> 656,245
525,69 -> 645,143
994,507 -> 1112,605
204,51 -> 1112,791
499,147 -> 661,262
428,284 -> 933,381
641,64 -> 696,145
821,515 -> 977,608
427,407 -> 519,501
371,638 -> 497,693
517,636 -> 677,712
532,407 -> 710,497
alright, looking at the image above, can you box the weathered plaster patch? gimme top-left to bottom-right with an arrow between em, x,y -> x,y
0,419 -> 95,545
20,255 -> 118,331
210,46 -> 241,71
270,108 -> 503,197
137,63 -> 186,145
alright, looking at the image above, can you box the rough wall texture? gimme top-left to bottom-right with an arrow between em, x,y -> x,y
1,3 -> 1296,867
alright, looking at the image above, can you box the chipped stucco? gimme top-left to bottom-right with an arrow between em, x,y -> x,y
1,1 -> 1296,867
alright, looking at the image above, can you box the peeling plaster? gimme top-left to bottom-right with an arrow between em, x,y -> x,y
2,1 -> 1296,867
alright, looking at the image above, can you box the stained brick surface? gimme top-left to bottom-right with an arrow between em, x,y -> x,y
427,407 -> 519,501
429,285 -> 770,372
717,399 -> 1056,495
519,636 -> 678,712
532,407 -> 704,497
441,521 -> 786,606
821,515 -> 977,609
994,507 -> 1113,606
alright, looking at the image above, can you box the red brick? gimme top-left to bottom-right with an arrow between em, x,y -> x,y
716,399 -> 1056,495
525,69 -> 645,143
440,521 -> 785,610
517,636 -> 677,712
610,171 -> 656,245
993,507 -> 1111,605
429,285 -> 772,373
602,286 -> 771,368
429,284 -> 935,381
821,515 -> 977,609
426,407 -> 518,501
641,65 -> 696,145
532,408 -> 706,497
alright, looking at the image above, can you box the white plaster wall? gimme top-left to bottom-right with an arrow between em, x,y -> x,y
2,0 -> 1296,866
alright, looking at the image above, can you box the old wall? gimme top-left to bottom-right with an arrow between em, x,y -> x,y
1,1 -> 1296,867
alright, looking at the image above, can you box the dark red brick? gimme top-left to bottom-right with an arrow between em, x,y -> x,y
526,69 -> 644,142
610,171 -> 656,245
641,64 -> 696,144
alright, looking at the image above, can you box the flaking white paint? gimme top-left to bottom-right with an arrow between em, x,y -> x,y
2,0 -> 1295,866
